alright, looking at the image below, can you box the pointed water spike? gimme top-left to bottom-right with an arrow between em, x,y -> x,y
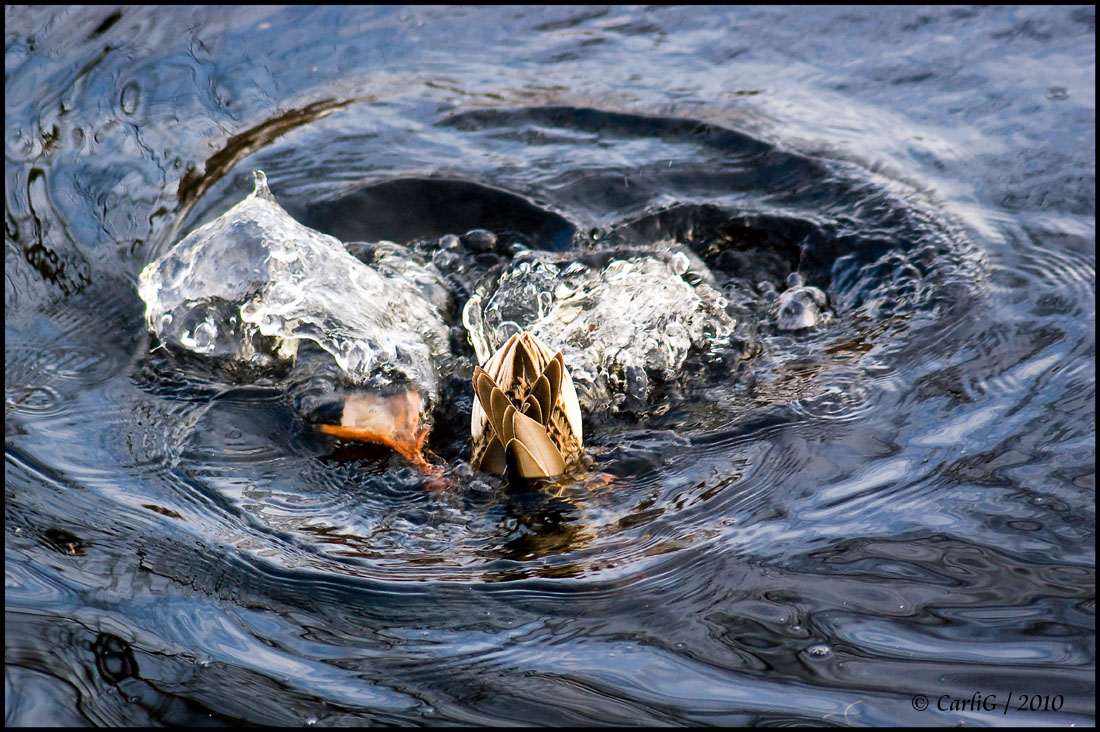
250,170 -> 275,201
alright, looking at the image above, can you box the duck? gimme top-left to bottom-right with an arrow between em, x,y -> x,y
139,170 -> 452,472
470,331 -> 585,479
317,390 -> 432,470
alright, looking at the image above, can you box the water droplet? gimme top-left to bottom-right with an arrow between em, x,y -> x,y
463,229 -> 496,251
189,320 -> 218,350
1046,86 -> 1069,101
807,644 -> 832,658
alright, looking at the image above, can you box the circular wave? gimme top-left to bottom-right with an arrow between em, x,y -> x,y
131,103 -> 984,584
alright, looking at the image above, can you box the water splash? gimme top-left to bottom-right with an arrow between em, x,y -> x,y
138,171 -> 452,404
463,248 -> 744,413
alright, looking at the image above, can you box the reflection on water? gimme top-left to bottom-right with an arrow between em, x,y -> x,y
6,4 -> 1095,726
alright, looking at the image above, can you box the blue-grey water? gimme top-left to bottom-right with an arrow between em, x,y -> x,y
5,5 -> 1094,726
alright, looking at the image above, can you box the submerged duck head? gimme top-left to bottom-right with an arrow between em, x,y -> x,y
139,170 -> 452,471
317,389 -> 431,469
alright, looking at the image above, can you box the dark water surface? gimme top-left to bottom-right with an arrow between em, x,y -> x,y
6,5 -> 1094,726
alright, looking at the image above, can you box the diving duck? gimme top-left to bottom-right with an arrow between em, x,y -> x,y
470,331 -> 585,479
138,170 -> 453,470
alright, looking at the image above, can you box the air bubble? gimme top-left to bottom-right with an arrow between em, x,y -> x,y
120,81 -> 140,115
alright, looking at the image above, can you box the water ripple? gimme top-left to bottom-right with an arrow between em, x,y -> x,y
5,4 -> 1094,726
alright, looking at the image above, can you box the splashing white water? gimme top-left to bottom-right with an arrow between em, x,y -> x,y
138,171 -> 451,401
463,249 -> 739,412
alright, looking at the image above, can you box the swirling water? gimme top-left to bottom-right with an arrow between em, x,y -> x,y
5,5 -> 1094,726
